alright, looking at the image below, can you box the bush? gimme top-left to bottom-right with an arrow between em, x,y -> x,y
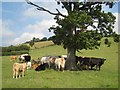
112,32 -> 120,43
2,44 -> 30,52
29,41 -> 34,47
48,36 -> 54,41
19,44 -> 30,51
40,37 -> 48,41
1,44 -> 30,56
104,38 -> 109,44
1,51 -> 29,56
113,35 -> 120,43
104,38 -> 111,47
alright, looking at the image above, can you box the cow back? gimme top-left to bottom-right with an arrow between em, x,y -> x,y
23,55 -> 31,62
13,63 -> 27,71
89,58 -> 105,66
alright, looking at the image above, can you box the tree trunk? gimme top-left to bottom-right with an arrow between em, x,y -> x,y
65,47 -> 78,70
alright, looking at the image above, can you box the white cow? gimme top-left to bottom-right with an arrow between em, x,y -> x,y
54,58 -> 66,71
19,54 -> 31,62
40,56 -> 56,68
27,61 -> 32,69
40,56 -> 51,64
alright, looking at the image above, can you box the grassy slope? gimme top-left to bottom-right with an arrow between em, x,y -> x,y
29,41 -> 54,49
2,38 -> 119,88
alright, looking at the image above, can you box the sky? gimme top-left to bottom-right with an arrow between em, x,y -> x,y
1,0 -> 120,46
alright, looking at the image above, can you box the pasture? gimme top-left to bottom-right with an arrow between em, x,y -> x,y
1,38 -> 119,88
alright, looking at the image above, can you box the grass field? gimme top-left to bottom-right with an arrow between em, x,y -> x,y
1,38 -> 119,88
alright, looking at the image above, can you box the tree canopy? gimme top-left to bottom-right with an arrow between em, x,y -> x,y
48,1 -> 116,50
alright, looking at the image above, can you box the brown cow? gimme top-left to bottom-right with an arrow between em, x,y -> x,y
10,56 -> 17,61
13,62 -> 27,79
32,63 -> 40,69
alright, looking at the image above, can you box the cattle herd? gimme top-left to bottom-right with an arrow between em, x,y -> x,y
10,54 -> 106,79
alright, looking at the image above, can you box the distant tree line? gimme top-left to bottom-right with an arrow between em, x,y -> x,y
24,36 -> 54,48
24,36 -> 54,44
1,44 -> 30,56
25,34 -> 120,48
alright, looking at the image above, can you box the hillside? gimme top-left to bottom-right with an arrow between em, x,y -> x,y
28,41 -> 54,49
1,37 -> 119,88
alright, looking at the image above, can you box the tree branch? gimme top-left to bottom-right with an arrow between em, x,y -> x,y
61,2 -> 70,13
26,0 -> 66,17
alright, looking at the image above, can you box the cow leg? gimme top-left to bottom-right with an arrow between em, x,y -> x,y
87,62 -> 91,70
19,74 -> 21,78
98,66 -> 101,71
15,71 -> 18,79
58,63 -> 61,71
61,64 -> 64,72
96,63 -> 101,71
13,69 -> 15,78
79,64 -> 83,70
26,63 -> 29,70
55,63 -> 57,70
55,63 -> 59,71
91,65 -> 94,70
61,67 -> 64,72
90,66 -> 93,70
96,65 -> 99,71
27,66 -> 28,70
56,62 -> 60,71
86,65 -> 89,70
78,65 -> 83,71
48,62 -> 50,69
21,70 -> 25,77
18,71 -> 21,78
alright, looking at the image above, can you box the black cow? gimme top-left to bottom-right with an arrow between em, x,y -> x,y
89,57 -> 106,70
79,57 -> 91,70
24,55 -> 31,62
76,56 -> 106,71
35,63 -> 48,71
76,56 -> 82,64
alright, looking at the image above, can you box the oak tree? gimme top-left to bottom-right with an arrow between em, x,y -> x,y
26,0 -> 116,70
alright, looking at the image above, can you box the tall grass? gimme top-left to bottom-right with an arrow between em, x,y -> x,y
1,38 -> 119,88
